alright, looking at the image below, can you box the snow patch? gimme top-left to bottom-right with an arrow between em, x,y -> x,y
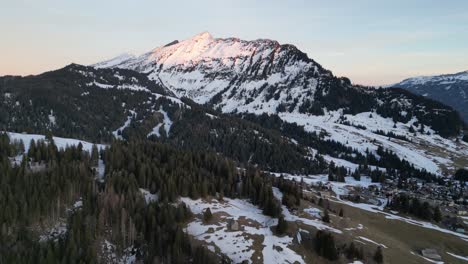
139,189 -> 158,204
113,110 -> 136,139
147,107 -> 172,138
447,252 -> 468,262
6,132 -> 106,153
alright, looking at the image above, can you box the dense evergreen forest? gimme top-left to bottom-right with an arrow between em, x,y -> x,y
0,132 -> 303,263
0,134 -> 230,263
1,134 -> 390,263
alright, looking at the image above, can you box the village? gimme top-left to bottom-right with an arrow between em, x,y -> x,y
340,176 -> 468,234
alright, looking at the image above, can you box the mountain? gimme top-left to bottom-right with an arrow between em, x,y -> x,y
94,31 -> 329,109
392,70 -> 468,123
0,64 -> 173,142
0,64 -> 328,174
94,32 -> 467,175
2,32 -> 468,264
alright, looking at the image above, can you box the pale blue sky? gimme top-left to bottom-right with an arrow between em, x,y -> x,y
1,0 -> 467,85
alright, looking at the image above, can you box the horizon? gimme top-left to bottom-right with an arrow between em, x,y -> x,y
1,0 -> 468,86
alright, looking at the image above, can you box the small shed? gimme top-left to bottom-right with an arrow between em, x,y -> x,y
227,219 -> 240,231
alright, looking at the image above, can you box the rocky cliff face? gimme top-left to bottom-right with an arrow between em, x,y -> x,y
93,32 -> 336,114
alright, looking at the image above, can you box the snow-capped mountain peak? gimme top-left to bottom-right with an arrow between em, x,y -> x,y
93,32 -> 326,107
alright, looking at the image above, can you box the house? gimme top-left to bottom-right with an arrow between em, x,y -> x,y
421,249 -> 442,261
227,219 -> 239,231
458,210 -> 467,216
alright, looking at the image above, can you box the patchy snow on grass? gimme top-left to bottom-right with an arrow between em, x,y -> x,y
272,187 -> 342,234
447,252 -> 468,261
410,251 -> 444,264
386,214 -> 468,241
271,172 -> 380,198
336,195 -> 468,242
278,111 -> 468,175
344,224 -> 364,231
276,171 -> 468,242
186,220 -> 256,263
181,197 -> 306,264
304,208 -> 322,218
357,236 -> 387,248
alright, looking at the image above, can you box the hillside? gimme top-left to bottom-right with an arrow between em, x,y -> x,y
392,70 -> 468,123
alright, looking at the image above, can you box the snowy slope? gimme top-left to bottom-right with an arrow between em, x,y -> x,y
93,53 -> 136,69
279,111 -> 468,175
393,70 -> 468,122
396,71 -> 468,86
93,32 -> 327,109
6,132 -> 107,153
181,196 -> 340,264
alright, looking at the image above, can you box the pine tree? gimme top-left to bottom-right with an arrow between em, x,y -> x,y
345,242 -> 361,260
373,246 -> 383,263
314,230 -> 338,260
276,215 -> 288,235
45,131 -> 53,142
203,208 -> 213,222
91,144 -> 99,166
322,209 -> 330,223
433,206 -> 442,222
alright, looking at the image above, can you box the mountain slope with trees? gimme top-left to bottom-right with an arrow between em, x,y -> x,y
392,70 -> 468,123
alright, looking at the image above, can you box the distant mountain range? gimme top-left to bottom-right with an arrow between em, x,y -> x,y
392,71 -> 468,123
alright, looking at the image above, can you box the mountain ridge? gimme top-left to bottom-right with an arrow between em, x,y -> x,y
93,32 -> 463,136
392,70 -> 468,123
